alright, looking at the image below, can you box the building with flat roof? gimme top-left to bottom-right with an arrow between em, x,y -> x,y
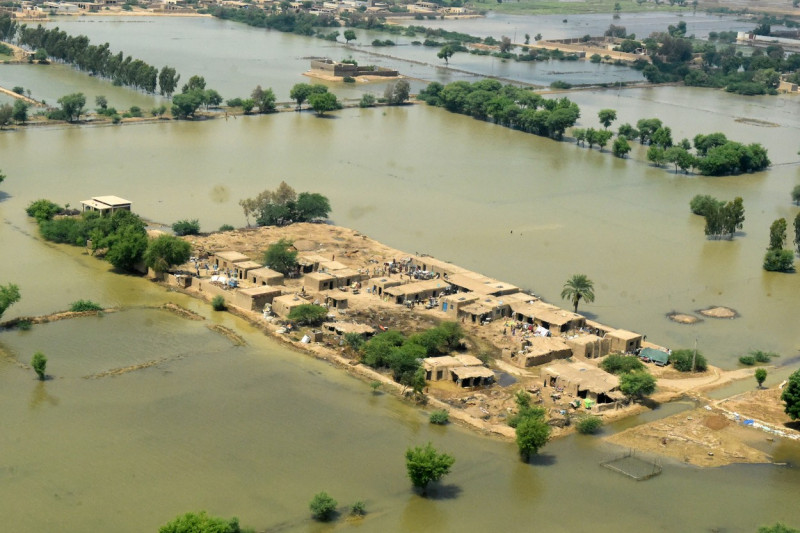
80,196 -> 132,214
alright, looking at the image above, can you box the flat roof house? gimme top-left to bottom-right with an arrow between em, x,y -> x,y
80,196 -> 132,214
232,286 -> 282,312
249,267 -> 285,286
211,251 -> 250,271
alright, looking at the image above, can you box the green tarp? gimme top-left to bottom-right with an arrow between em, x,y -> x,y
640,347 -> 669,366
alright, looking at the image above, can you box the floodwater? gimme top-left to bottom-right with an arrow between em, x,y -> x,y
1,15 -> 800,533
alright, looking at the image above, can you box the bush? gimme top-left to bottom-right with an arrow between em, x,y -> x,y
764,249 -> 795,272
359,93 -> 376,108
12,86 -> 24,94
576,416 -> 603,434
172,219 -> 201,236
344,332 -> 365,352
739,355 -> 756,366
26,199 -> 62,221
31,351 -> 47,380
219,224 -> 235,232
70,300 -> 103,312
226,98 -> 243,107
309,491 -> 337,521
600,354 -> 644,375
669,349 -> 708,372
550,80 -> 572,89
350,501 -> 366,517
689,194 -> 723,216
17,320 -> 32,331
211,295 -> 226,311
343,76 -> 356,83
111,114 -> 121,124
429,409 -> 449,425
752,350 -> 778,362
287,304 -> 328,326
508,406 -> 545,429
128,106 -> 142,117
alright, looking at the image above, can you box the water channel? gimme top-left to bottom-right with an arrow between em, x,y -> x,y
1,13 -> 800,532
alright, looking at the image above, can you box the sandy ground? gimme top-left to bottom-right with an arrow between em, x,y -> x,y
303,69 -> 402,84
699,306 -> 738,319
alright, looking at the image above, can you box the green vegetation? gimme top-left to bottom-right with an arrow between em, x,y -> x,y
239,181 -> 331,227
17,24 -> 168,94
0,282 -> 21,320
600,354 -> 644,375
795,212 -> 800,256
171,76 -> 222,119
349,500 -> 366,517
172,219 -> 200,236
384,80 -> 410,105
26,199 -> 62,221
144,234 -> 192,273
429,409 -> 450,425
560,274 -> 595,313
576,416 -> 603,434
668,349 -> 707,372
516,414 -> 551,460
308,91 -> 341,116
792,184 -> 800,206
219,224 -> 235,232
0,105 -> 12,129
309,491 -> 337,521
31,351 -> 47,380
263,238 -> 298,275
764,218 -> 795,272
619,370 -> 657,400
359,93 -> 376,108
251,85 -> 276,114
755,368 -> 767,388
405,442 -> 455,496
211,295 -> 226,311
758,523 -> 800,533
69,300 -> 103,312
159,511 -> 252,533
701,197 -> 745,240
782,368 -> 800,420
418,80 -> 580,141
287,304 -> 328,326
690,194 -> 723,217
344,332 -> 366,353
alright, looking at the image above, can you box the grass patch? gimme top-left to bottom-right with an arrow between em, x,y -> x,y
70,300 -> 103,312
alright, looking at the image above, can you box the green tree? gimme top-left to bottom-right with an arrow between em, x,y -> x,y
651,126 -> 673,149
769,218 -> 788,251
31,351 -> 47,380
181,75 -> 206,93
619,370 -> 656,400
159,510 -> 249,533
515,416 -> 550,460
294,192 -> 331,221
665,146 -> 695,173
289,83 -> 313,110
158,66 -> 180,97
764,249 -> 795,272
211,295 -> 226,311
144,234 -> 192,273
612,136 -> 631,158
26,199 -> 62,221
386,79 -> 410,105
0,283 -> 21,320
437,44 -> 455,64
576,416 -> 603,434
669,349 -> 707,372
344,29 -> 356,43
755,367 -> 767,388
598,108 -> 617,129
0,169 -> 4,185
95,95 -> 108,110
57,92 -> 86,122
171,90 -> 205,119
404,442 -> 455,496
600,354 -> 644,375
263,238 -> 297,275
251,85 -> 276,113
794,212 -> 800,255
690,194 -> 723,216
781,368 -> 800,420
647,145 -> 666,167
308,92 -> 340,116
287,304 -> 328,326
792,184 -> 800,206
594,129 -> 613,151
172,219 -> 200,236
560,274 -> 595,313
758,524 -> 800,533
359,93 -> 376,108
0,104 -> 13,129
309,492 -> 337,522
12,100 -> 28,124
204,89 -> 223,110
104,223 -> 148,271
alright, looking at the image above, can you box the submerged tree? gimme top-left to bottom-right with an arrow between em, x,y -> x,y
31,351 -> 47,381
560,274 -> 595,313
755,368 -> 767,388
0,282 -> 21,320
405,442 -> 455,496
781,368 -> 800,420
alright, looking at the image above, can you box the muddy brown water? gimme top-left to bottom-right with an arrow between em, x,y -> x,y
1,17 -> 800,533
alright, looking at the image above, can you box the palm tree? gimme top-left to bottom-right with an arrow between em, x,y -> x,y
561,274 -> 595,313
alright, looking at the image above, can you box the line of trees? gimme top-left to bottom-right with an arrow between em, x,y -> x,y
418,80 -> 580,140
209,6 -> 338,36
16,24 -> 181,96
689,194 -> 745,240
239,181 -> 331,227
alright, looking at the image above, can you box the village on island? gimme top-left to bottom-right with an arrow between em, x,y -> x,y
57,194 -> 795,469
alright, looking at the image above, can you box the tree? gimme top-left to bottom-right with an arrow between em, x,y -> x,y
287,304 -> 328,326
646,145 -> 667,167
690,195 -> 723,216
560,274 -> 595,313
0,104 -> 13,129
294,192 -> 330,221
181,75 -> 206,94
594,129 -> 613,151
0,283 -> 21,320
95,95 -> 108,110
344,29 -> 356,43
763,249 -> 795,272
515,416 -> 550,460
0,169 -> 4,185
204,89 -> 223,110
57,92 -> 86,122
755,368 -> 767,388
251,85 -> 276,114
600,354 -> 644,375
769,218 -> 788,251
669,349 -> 708,372
144,234 -> 192,273
499,36 -> 513,53
781,368 -> 800,420
404,442 -> 455,496
241,99 -> 255,114
665,147 -> 695,174
158,66 -> 180,97
437,44 -> 455,64
309,492 -> 337,522
31,351 -> 47,380
386,80 -> 410,105
576,416 -> 603,434
619,370 -> 656,400
104,223 -> 149,271
12,100 -> 28,124
598,108 -> 617,129
794,212 -> 800,256
308,91 -> 340,116
159,511 -> 249,533
172,219 -> 200,236
289,83 -> 313,110
792,184 -> 800,206
171,90 -> 204,119
263,238 -> 297,275
612,136 -> 631,158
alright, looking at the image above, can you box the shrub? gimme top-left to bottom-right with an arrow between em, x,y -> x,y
12,86 -> 24,94
287,304 -> 328,326
359,93 -> 376,108
739,355 -> 756,366
111,114 -> 121,124
219,224 -> 235,232
763,249 -> 795,272
576,416 -> 603,434
752,350 -> 778,363
309,491 -> 337,521
429,409 -> 449,425
70,300 -> 103,312
550,80 -> 572,89
26,199 -> 62,221
226,98 -> 243,107
600,353 -> 644,374
689,194 -> 723,216
128,106 -> 142,117
350,501 -> 366,517
211,295 -> 226,311
172,219 -> 200,236
17,320 -> 32,331
343,76 -> 356,83
344,332 -> 365,352
669,349 -> 708,372
507,406 -> 545,429
31,351 -> 47,380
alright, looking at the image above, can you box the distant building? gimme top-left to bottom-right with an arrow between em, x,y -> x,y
80,195 -> 132,215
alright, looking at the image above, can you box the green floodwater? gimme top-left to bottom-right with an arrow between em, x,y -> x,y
1,14 -> 800,533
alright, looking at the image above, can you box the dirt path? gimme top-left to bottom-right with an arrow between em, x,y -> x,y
656,366 -> 755,394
